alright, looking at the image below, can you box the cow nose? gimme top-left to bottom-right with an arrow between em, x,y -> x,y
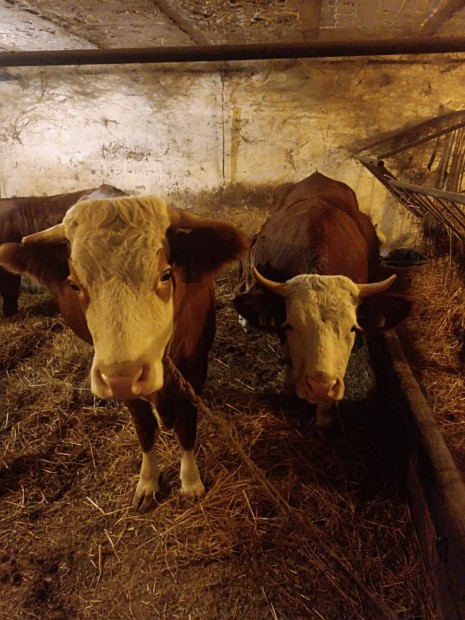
306,375 -> 341,402
95,362 -> 148,399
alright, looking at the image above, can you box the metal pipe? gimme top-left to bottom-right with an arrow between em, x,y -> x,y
388,178 -> 465,205
376,120 -> 465,159
2,37 -> 465,67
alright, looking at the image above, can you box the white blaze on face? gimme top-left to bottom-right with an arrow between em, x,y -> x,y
281,274 -> 360,404
63,196 -> 174,400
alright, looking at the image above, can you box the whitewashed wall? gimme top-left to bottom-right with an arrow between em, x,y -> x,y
1,56 -> 464,247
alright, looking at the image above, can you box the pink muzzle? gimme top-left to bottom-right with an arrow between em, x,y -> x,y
92,362 -> 153,400
300,374 -> 343,404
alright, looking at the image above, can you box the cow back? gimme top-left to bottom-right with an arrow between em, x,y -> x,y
248,172 -> 379,286
0,185 -> 125,243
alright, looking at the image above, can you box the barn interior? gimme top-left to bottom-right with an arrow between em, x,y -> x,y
1,1 -> 465,619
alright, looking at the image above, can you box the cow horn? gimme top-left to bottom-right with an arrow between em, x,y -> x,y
168,207 -> 216,229
22,223 -> 67,244
357,274 -> 396,298
252,267 -> 287,297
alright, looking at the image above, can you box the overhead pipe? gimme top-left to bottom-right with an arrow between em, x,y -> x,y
1,37 -> 465,67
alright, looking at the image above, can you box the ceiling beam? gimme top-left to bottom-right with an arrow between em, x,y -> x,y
153,0 -> 212,45
420,0 -> 465,35
2,37 -> 465,67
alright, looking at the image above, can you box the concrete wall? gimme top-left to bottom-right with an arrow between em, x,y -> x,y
1,56 -> 464,247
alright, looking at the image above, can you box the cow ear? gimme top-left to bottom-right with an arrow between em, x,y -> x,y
233,291 -> 286,331
0,242 -> 70,292
357,293 -> 412,331
167,224 -> 248,281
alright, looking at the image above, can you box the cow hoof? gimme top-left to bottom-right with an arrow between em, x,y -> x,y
181,478 -> 205,498
132,479 -> 160,513
132,491 -> 157,513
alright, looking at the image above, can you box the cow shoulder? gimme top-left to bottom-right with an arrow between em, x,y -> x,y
168,221 -> 248,281
357,293 -> 412,331
0,242 -> 69,291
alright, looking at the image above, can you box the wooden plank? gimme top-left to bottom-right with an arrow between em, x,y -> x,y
369,331 -> 465,619
153,0 -> 212,45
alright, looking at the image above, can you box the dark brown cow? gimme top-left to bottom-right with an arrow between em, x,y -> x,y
233,171 -> 411,429
0,184 -> 125,316
0,194 -> 248,512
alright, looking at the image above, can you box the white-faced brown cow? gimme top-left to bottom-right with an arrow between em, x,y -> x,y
0,184 -> 126,317
233,171 -> 411,430
0,195 -> 248,512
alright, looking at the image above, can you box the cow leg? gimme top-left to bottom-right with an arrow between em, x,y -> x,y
0,270 -> 21,317
126,399 -> 160,513
174,405 -> 205,498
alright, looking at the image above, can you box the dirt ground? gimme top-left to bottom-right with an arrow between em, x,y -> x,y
0,185 -> 451,619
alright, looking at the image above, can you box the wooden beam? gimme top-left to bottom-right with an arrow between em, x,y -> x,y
152,0 -> 212,45
369,331 -> 465,620
420,0 -> 465,36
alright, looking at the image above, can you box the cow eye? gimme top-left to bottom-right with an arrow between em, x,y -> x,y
69,280 -> 80,291
160,268 -> 172,283
282,323 -> 292,332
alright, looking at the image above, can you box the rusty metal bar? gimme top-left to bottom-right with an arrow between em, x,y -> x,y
393,188 -> 429,218
434,197 -> 465,237
357,156 -> 465,240
2,37 -> 465,67
376,119 -> 465,159
388,178 -> 465,205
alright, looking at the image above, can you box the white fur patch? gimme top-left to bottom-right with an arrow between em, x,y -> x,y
63,196 -> 174,398
133,444 -> 160,505
179,448 -> 205,497
282,274 -> 360,403
63,196 -> 170,287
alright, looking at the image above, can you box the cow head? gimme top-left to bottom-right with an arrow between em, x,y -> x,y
234,268 -> 411,405
0,196 -> 248,400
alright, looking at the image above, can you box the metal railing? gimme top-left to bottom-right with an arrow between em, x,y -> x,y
357,156 -> 465,242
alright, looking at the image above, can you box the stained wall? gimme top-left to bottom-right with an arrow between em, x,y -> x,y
1,55 -> 464,247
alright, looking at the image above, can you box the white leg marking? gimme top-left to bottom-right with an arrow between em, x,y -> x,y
179,448 -> 205,497
316,402 -> 334,430
133,443 -> 160,508
239,315 -> 252,332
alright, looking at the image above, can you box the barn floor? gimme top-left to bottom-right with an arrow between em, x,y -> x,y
0,188 -> 440,619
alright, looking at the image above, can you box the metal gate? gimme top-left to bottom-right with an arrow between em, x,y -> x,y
356,112 -> 465,245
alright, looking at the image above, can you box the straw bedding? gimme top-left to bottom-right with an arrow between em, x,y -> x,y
397,261 -> 465,474
0,185 -> 448,619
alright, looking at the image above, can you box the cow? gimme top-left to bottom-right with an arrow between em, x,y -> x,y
233,171 -> 412,431
0,184 -> 126,317
0,195 -> 248,512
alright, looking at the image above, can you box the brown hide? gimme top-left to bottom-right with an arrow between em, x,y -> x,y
145,273 -> 216,450
0,185 -> 124,243
238,171 -> 380,290
0,223 -> 243,394
233,172 -> 411,425
0,184 -> 125,316
57,264 -> 216,430
0,209 -> 247,511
